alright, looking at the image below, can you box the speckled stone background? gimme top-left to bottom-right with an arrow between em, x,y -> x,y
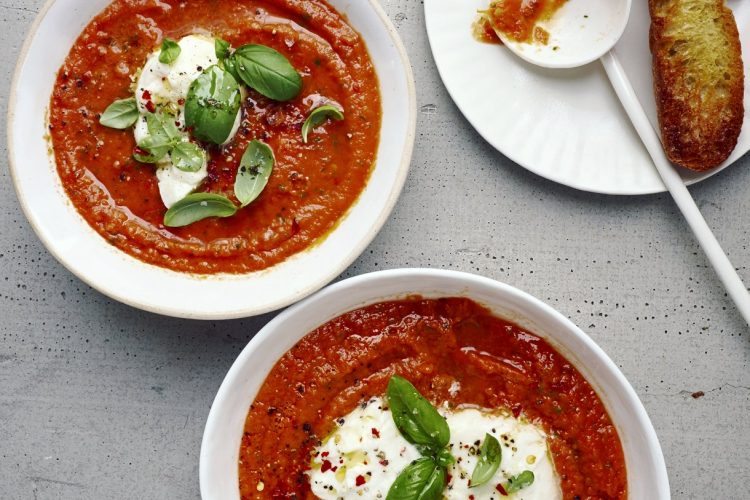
1,0 -> 749,498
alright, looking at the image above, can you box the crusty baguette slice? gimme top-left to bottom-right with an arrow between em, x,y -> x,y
649,0 -> 744,171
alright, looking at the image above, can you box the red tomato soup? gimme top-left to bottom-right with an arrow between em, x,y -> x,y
239,297 -> 627,499
48,0 -> 380,274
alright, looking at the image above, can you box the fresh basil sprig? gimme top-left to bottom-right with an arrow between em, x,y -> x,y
146,110 -> 181,141
385,377 -> 536,498
133,112 -> 205,172
171,142 -> 206,173
302,104 -> 344,143
163,192 -> 237,227
185,65 -> 242,145
470,433 -> 502,488
505,470 -> 535,494
234,140 -> 274,207
387,376 -> 450,452
134,112 -> 183,163
386,377 -> 451,500
386,457 -> 446,500
159,38 -> 181,64
228,44 -> 302,101
134,136 -> 170,164
100,98 -> 139,129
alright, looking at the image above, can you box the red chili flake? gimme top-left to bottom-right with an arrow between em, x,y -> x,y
511,404 -> 522,418
141,90 -> 152,101
469,496 -> 475,500
447,474 -> 452,483
178,98 -> 185,105
496,483 -> 508,496
371,428 -> 380,438
320,460 -> 332,473
145,100 -> 156,113
355,475 -> 366,487
321,451 -> 329,457
331,466 -> 338,472
691,391 -> 705,399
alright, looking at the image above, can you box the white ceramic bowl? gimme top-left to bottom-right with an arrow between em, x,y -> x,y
7,0 -> 415,319
200,268 -> 670,499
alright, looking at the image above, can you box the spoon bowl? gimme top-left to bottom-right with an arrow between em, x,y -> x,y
496,0 -> 632,68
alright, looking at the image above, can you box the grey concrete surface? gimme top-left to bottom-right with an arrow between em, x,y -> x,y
1,0 -> 749,498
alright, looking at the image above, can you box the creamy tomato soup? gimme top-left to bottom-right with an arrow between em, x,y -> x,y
49,0 -> 380,274
239,297 -> 627,499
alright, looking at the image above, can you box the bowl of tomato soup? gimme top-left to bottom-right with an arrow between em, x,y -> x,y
8,0 -> 415,318
201,269 -> 669,499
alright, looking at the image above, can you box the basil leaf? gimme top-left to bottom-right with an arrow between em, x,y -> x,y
386,458 -> 446,500
302,104 -> 344,143
134,112 -> 183,163
159,38 -> 181,64
223,55 -> 241,82
231,44 -> 302,101
146,111 -> 182,143
505,470 -> 535,494
215,38 -> 231,61
171,142 -> 206,172
387,376 -> 450,452
435,448 -> 455,468
234,140 -> 274,207
470,433 -> 502,488
185,65 -> 242,145
163,193 -> 237,227
100,98 -> 139,129
134,135 -> 171,163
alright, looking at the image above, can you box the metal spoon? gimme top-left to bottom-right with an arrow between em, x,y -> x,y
493,0 -> 750,325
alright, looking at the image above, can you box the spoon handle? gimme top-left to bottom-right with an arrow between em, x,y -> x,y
601,50 -> 750,326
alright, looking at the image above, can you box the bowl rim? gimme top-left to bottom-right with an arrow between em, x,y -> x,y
6,0 -> 417,320
199,268 -> 671,498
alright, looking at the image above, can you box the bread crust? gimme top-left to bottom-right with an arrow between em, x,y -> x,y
649,0 -> 744,171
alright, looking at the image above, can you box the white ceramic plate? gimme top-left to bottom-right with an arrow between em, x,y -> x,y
200,269 -> 670,499
424,0 -> 750,195
8,0 -> 415,319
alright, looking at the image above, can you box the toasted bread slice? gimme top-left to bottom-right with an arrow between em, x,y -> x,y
649,0 -> 744,171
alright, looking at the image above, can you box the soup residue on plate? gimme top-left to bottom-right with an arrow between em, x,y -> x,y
477,0 -> 568,45
48,0 -> 381,274
238,297 -> 627,498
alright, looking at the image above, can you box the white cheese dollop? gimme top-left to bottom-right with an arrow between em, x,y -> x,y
133,34 -> 242,208
309,397 -> 563,499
